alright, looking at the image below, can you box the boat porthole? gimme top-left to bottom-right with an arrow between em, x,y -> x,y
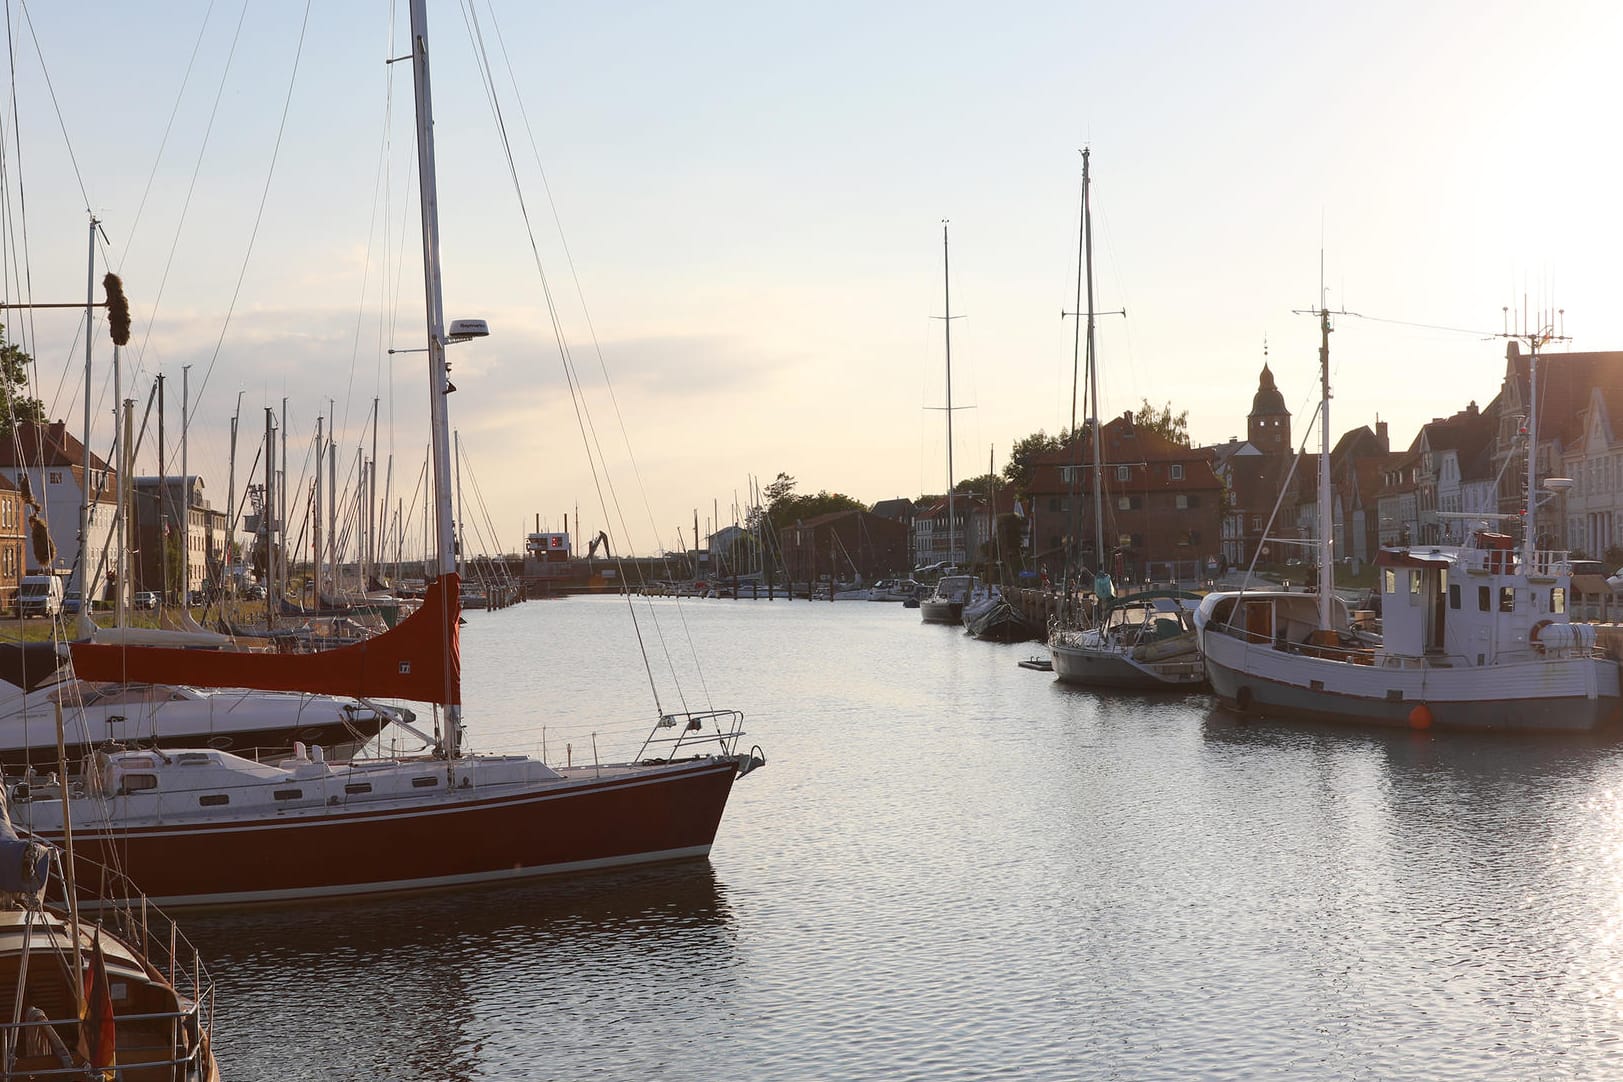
208,736 -> 233,749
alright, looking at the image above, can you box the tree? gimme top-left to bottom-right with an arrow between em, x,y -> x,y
1002,430 -> 1066,494
754,471 -> 863,532
0,325 -> 46,442
1134,399 -> 1190,447
953,473 -> 999,496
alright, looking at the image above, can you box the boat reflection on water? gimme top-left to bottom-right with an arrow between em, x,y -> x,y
183,863 -> 736,1081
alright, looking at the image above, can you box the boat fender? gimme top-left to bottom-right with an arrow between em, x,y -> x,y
1408,704 -> 1433,729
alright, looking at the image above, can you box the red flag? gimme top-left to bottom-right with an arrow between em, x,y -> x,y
77,928 -> 117,1076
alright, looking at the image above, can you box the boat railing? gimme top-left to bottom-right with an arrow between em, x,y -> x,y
0,848 -> 217,1079
1457,546 -> 1573,578
637,709 -> 746,761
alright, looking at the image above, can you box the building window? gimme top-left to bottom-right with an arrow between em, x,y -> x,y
1118,496 -> 1131,511
1171,464 -> 1184,480
47,471 -> 62,485
1116,465 -> 1131,482
1175,494 -> 1189,510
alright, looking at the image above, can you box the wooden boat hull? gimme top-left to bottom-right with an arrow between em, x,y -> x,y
26,757 -> 743,908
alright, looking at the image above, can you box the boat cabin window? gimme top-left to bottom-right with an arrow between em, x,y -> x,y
345,783 -> 372,795
1409,571 -> 1421,595
1551,587 -> 1565,615
178,753 -> 211,766
198,793 -> 229,807
1449,583 -> 1460,610
119,773 -> 157,794
119,756 -> 157,770
274,789 -> 303,801
1500,586 -> 1515,613
1384,569 -> 1397,595
1478,586 -> 1490,612
412,776 -> 438,788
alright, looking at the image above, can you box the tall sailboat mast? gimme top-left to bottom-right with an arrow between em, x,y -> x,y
1315,303 -> 1334,630
408,0 -> 464,755
942,221 -> 956,567
1082,148 -> 1105,577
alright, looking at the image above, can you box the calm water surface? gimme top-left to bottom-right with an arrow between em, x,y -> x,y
184,596 -> 1623,1080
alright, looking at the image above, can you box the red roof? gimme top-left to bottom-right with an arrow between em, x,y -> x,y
0,421 -> 114,472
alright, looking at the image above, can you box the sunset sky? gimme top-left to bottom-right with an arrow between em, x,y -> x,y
5,1 -> 1621,556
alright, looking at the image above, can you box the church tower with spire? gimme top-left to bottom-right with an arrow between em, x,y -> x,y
1247,360 -> 1291,453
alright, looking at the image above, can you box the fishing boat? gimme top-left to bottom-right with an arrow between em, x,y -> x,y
12,0 -> 764,906
1194,310 -> 1621,731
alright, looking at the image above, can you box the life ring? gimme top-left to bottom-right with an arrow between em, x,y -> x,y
1530,619 -> 1552,653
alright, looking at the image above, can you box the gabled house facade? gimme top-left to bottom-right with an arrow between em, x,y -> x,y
0,421 -> 117,597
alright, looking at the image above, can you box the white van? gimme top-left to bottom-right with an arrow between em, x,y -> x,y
17,575 -> 62,617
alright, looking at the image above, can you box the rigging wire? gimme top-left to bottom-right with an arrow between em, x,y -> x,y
115,0 -> 221,279
461,0 -> 715,719
186,0 -> 314,422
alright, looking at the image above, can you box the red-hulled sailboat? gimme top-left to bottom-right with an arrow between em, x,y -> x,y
8,0 -> 762,907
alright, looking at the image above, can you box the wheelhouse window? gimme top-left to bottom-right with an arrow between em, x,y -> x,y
1384,569 -> 1397,594
1499,587 -> 1515,613
1551,587 -> 1566,615
1478,586 -> 1490,612
1449,583 -> 1460,609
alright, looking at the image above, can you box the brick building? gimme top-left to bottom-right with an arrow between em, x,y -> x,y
1026,411 -> 1224,582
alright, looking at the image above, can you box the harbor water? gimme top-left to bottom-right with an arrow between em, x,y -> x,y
186,596 -> 1623,1080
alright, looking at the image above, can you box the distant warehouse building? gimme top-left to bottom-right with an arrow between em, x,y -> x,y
779,509 -> 910,585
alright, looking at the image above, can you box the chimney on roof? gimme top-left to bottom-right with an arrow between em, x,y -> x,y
1467,400 -> 1478,416
1376,420 -> 1389,452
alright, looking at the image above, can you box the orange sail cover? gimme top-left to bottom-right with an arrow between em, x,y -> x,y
70,574 -> 462,705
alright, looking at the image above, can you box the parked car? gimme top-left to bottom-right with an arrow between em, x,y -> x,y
134,591 -> 160,610
17,575 -> 63,617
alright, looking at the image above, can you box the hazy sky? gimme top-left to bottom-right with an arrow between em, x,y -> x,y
4,1 -> 1621,557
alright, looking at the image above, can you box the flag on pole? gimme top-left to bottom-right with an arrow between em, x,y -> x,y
77,928 -> 117,1077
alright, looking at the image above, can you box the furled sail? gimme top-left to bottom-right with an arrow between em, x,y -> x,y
69,573 -> 462,705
